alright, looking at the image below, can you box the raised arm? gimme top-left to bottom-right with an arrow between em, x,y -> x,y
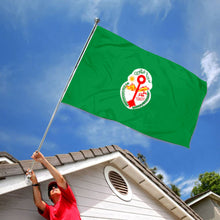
26,169 -> 46,212
31,151 -> 67,189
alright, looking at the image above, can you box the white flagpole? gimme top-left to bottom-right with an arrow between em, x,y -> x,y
27,18 -> 100,179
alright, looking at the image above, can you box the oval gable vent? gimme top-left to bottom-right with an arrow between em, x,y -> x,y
104,166 -> 132,201
109,170 -> 128,195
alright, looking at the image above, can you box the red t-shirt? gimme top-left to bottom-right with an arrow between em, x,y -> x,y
39,184 -> 81,220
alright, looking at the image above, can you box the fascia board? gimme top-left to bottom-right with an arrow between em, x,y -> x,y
0,152 -> 121,195
0,151 -> 196,220
113,155 -> 195,220
188,191 -> 220,206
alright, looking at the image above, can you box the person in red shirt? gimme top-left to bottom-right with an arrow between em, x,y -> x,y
27,151 -> 81,220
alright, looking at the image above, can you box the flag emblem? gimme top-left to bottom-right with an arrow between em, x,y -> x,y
120,68 -> 153,110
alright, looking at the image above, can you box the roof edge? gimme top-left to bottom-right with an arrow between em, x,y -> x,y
0,145 -> 202,220
187,191 -> 220,206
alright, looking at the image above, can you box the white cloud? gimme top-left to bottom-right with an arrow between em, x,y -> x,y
200,51 -> 220,113
83,119 -> 150,148
75,0 -> 123,24
201,51 -> 220,88
136,0 -> 172,19
25,50 -> 78,115
153,167 -> 220,199
0,0 -> 123,31
184,1 -> 220,114
0,0 -> 36,27
0,129 -> 57,150
177,169 -> 220,198
155,167 -> 171,185
178,178 -> 197,197
202,91 -> 220,113
64,109 -> 151,148
186,1 -> 220,49
0,0 -> 173,32
153,167 -> 198,198
173,176 -> 184,185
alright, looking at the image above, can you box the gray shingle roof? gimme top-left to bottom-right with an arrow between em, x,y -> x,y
0,145 -> 202,219
0,152 -> 19,163
185,190 -> 211,204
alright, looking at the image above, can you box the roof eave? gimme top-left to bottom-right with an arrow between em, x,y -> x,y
0,151 -> 121,195
111,154 -> 199,220
187,191 -> 220,206
0,147 -> 201,220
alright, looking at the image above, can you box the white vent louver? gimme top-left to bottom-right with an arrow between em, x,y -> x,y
104,166 -> 132,201
109,170 -> 128,195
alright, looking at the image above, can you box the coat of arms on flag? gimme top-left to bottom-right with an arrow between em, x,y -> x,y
120,68 -> 153,110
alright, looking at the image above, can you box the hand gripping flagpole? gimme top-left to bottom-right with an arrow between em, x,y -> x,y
26,18 -> 100,182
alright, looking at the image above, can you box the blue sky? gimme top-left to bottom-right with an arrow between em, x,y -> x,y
0,0 -> 220,200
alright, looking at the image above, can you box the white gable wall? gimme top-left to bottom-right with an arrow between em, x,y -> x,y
190,197 -> 220,220
0,186 -> 42,220
67,162 -> 178,220
0,161 -> 179,220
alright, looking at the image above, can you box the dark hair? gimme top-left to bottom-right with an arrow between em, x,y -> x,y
48,181 -> 58,198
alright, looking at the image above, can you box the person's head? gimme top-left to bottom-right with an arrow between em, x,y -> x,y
48,181 -> 61,203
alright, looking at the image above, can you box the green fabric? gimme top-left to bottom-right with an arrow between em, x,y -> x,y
62,26 -> 207,147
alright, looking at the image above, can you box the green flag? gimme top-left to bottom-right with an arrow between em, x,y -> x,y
62,26 -> 207,147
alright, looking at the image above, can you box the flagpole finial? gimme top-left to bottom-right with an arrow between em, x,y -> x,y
94,17 -> 100,24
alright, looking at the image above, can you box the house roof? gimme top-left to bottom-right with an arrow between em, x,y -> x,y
0,145 -> 202,220
185,190 -> 220,206
0,151 -> 19,164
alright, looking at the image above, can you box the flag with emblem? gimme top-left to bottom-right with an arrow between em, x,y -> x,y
62,26 -> 207,148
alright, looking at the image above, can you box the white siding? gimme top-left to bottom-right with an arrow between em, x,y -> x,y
191,198 -> 220,220
66,162 -> 178,220
0,186 -> 43,220
0,162 -> 179,220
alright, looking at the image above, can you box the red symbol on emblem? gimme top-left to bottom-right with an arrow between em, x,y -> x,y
127,75 -> 146,107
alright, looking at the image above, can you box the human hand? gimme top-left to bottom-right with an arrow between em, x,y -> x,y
31,151 -> 46,163
26,169 -> 38,184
